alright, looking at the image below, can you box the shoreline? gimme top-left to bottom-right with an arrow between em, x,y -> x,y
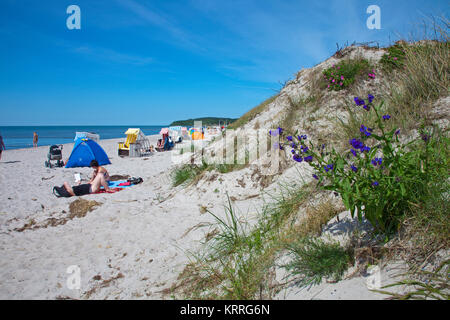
0,126 -> 167,151
0,134 -> 162,153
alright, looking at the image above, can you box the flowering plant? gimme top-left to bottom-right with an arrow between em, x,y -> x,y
322,64 -> 350,91
277,94 -> 432,236
380,44 -> 406,72
322,59 -> 371,91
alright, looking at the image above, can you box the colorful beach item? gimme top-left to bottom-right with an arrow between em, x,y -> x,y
118,128 -> 153,157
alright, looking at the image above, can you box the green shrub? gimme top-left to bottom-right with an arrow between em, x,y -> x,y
279,94 -> 447,237
380,44 -> 406,72
322,58 -> 372,91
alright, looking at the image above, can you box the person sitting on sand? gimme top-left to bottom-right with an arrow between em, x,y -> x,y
156,138 -> 163,150
61,171 -> 111,196
0,133 -> 5,161
88,160 -> 110,183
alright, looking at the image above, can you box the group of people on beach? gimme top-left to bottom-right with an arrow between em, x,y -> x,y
1,131 -> 113,196
0,132 -> 38,161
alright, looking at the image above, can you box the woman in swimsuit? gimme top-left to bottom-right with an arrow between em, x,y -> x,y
89,160 -> 110,183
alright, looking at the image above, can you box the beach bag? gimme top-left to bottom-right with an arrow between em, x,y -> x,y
53,185 -> 71,198
127,177 -> 143,185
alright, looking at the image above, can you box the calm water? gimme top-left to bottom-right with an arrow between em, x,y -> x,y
0,126 -> 167,150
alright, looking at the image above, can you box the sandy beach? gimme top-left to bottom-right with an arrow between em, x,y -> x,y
0,132 -> 406,300
0,135 -> 213,299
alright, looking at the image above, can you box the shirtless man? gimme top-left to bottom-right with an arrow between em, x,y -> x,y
62,172 -> 111,197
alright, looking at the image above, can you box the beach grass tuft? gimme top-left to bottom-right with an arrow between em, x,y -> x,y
283,237 -> 353,288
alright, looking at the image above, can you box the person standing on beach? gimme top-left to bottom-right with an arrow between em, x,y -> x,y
0,133 -> 5,161
33,132 -> 38,148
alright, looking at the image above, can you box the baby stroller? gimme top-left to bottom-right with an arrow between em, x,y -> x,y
45,145 -> 64,168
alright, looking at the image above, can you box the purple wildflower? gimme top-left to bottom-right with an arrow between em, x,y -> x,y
372,157 -> 383,166
350,138 -> 364,150
421,133 -> 430,142
354,97 -> 365,106
360,125 -> 372,137
361,146 -> 371,153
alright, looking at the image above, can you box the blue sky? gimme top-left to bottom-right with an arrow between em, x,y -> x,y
0,0 -> 448,125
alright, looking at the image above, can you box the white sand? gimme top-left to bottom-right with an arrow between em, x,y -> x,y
0,136 -> 213,299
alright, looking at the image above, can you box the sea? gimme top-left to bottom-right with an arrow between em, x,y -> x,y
0,126 -> 166,150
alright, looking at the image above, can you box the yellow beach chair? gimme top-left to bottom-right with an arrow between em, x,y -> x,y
118,128 -> 151,157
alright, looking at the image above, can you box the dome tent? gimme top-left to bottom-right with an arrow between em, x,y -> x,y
65,138 -> 111,168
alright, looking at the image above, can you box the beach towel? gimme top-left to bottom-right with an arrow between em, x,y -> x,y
93,187 -> 123,194
107,180 -> 132,188
53,177 -> 143,198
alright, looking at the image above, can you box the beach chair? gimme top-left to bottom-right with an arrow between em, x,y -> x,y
155,128 -> 175,152
118,128 -> 153,157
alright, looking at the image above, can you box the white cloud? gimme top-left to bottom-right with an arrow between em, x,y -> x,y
72,45 -> 154,65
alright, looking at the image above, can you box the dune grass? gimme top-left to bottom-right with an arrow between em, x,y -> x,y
373,259 -> 449,300
228,94 -> 279,130
168,181 -> 349,299
335,34 -> 449,147
381,40 -> 449,131
283,237 -> 353,288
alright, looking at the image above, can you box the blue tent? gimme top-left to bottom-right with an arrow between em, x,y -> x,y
65,138 -> 111,168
